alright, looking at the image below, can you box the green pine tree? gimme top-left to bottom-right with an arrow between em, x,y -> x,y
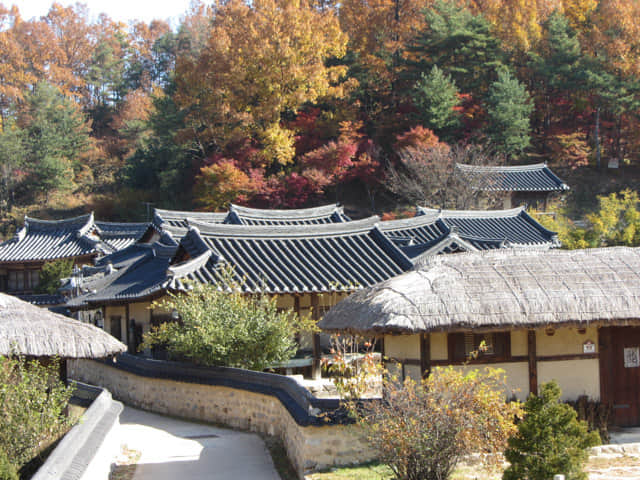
36,258 -> 74,295
22,82 -> 91,199
412,65 -> 460,137
405,0 -> 503,95
486,69 -> 533,158
503,381 -> 600,480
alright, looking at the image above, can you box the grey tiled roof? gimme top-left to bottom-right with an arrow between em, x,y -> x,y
153,209 -> 228,228
169,218 -> 413,294
455,163 -> 569,192
417,206 -> 559,248
68,243 -> 177,307
0,214 -> 99,262
153,203 -> 350,229
226,203 -> 350,225
0,214 -> 150,263
94,222 -> 150,251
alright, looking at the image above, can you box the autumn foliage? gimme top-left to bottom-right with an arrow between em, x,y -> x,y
1,0 -> 640,220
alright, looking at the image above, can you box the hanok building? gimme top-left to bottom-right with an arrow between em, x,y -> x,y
455,163 -> 570,209
152,203 -> 350,229
67,203 -> 561,378
68,216 -> 413,377
380,206 -> 560,260
319,247 -> 640,427
0,213 -> 148,295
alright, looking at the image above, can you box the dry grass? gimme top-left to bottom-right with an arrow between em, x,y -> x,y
305,455 -> 640,480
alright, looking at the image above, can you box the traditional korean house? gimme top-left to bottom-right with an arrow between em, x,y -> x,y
380,206 -> 559,260
68,217 -> 413,377
153,203 -> 349,229
0,213 -> 149,294
455,163 -> 569,209
319,247 -> 640,427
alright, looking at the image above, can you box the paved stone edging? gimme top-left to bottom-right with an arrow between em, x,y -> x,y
32,383 -> 123,480
590,443 -> 640,456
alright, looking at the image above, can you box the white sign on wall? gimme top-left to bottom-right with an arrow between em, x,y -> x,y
624,347 -> 640,368
583,340 -> 596,354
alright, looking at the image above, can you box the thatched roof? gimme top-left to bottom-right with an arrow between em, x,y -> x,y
318,247 -> 640,335
0,293 -> 126,357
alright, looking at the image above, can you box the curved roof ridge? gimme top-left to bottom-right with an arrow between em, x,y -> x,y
378,211 -> 442,231
418,205 -> 526,218
153,208 -> 229,224
229,203 -> 345,219
456,162 -> 547,172
168,249 -> 214,279
25,212 -> 94,232
187,216 -> 381,238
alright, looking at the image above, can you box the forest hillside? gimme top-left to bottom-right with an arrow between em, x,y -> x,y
1,0 -> 639,241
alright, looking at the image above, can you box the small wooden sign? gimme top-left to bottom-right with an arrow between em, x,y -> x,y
583,340 -> 596,354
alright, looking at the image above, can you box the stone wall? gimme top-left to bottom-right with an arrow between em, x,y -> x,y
69,357 -> 374,478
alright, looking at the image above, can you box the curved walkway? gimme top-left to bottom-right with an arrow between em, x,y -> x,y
113,406 -> 280,480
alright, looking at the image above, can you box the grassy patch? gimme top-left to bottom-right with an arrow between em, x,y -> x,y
306,462 -> 393,479
306,462 -> 503,480
262,435 -> 299,480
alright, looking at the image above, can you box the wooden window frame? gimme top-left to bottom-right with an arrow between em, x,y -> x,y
448,331 -> 511,364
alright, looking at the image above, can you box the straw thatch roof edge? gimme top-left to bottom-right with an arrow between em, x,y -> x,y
318,247 -> 640,335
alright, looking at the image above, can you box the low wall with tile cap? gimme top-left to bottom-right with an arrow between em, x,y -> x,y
32,382 -> 123,480
68,355 -> 374,478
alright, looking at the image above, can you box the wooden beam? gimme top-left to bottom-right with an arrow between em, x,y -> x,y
125,303 -> 130,351
311,293 -> 321,379
420,333 -> 431,378
528,330 -> 537,396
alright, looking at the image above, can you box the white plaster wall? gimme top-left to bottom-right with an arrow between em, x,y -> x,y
537,359 -> 600,401
385,334 -> 420,360
537,326 -> 598,356
430,332 -> 448,361
449,362 -> 530,401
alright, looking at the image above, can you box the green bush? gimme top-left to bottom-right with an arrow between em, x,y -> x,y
36,258 -> 74,295
0,448 -> 18,480
0,356 -> 74,468
141,276 -> 314,370
503,381 -> 600,480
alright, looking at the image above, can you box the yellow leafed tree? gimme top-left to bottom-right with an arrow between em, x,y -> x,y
175,0 -> 347,165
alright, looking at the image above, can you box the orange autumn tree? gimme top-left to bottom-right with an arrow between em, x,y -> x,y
175,0 -> 348,166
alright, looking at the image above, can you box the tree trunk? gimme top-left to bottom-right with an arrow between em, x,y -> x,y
595,106 -> 601,169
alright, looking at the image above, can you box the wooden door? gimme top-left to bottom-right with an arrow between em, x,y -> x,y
600,327 -> 640,426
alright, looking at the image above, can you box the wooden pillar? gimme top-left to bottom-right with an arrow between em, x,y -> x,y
125,303 -> 130,350
293,295 -> 301,345
311,293 -> 321,379
528,330 -> 538,396
420,333 -> 431,378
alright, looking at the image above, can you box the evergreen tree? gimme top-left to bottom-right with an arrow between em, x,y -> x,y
36,258 -> 74,295
21,83 -> 91,199
0,117 -> 24,212
503,381 -> 600,480
405,1 -> 503,95
528,12 -> 583,139
412,65 -> 460,137
486,69 -> 533,158
123,83 -> 192,205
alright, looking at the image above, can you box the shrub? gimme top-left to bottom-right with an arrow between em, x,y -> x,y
354,367 -> 521,480
503,381 -> 600,480
36,258 -> 74,295
0,448 -> 18,480
141,277 -> 314,370
0,356 -> 74,468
